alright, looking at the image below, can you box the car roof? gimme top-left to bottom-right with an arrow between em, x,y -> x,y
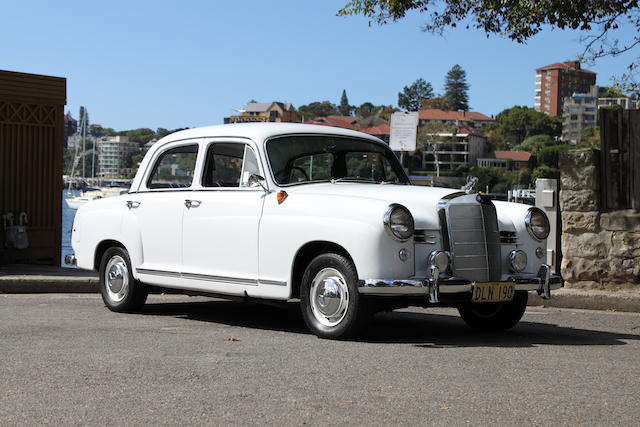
158,122 -> 383,146
130,123 -> 389,192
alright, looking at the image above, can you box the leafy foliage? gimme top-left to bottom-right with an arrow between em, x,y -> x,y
338,0 -> 640,92
398,78 -> 434,111
297,101 -> 339,120
339,90 -> 354,116
444,64 -> 469,111
598,86 -> 625,98
483,106 -> 562,149
513,134 -> 555,154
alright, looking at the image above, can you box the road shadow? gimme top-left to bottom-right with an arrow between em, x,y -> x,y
140,299 -> 640,348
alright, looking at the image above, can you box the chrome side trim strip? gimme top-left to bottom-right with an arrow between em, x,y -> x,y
181,272 -> 257,286
135,268 -> 286,287
259,279 -> 287,286
136,268 -> 181,278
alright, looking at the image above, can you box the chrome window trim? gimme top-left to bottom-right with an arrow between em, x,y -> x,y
262,133 -> 410,188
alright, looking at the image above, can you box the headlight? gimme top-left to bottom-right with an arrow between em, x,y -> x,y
525,207 -> 550,241
509,250 -> 527,273
383,204 -> 414,241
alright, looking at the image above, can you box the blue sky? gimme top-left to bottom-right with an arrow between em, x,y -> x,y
1,0 -> 636,130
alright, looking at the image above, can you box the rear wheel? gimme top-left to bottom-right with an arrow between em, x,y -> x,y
99,247 -> 148,312
300,253 -> 369,339
457,291 -> 528,331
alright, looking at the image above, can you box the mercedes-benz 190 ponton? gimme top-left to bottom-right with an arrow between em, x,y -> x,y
67,123 -> 561,339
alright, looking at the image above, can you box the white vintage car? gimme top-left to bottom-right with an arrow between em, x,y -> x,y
67,123 -> 561,338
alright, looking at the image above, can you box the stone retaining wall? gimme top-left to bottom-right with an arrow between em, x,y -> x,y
560,149 -> 640,290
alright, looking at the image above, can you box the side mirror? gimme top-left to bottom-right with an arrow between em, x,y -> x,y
247,173 -> 267,191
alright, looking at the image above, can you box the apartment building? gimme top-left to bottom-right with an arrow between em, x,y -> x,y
97,136 -> 140,179
535,61 -> 596,116
562,85 -> 598,145
418,109 -> 493,128
598,97 -> 640,109
420,126 -> 488,173
477,151 -> 533,170
225,102 -> 297,123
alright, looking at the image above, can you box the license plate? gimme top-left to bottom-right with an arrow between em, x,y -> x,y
471,282 -> 515,303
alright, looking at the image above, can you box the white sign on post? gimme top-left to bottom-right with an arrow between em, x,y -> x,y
389,112 -> 419,152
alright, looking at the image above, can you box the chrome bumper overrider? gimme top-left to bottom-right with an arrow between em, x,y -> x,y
64,254 -> 77,266
358,264 -> 562,301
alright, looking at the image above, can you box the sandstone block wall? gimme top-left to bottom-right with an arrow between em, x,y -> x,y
560,149 -> 640,290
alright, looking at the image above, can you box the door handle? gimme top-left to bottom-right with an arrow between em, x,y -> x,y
184,199 -> 202,208
126,200 -> 141,209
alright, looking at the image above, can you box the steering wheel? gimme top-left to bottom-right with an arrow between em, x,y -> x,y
290,166 -> 310,182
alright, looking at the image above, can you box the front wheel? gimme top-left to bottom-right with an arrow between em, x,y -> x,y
457,291 -> 528,331
99,247 -> 148,312
300,253 -> 369,339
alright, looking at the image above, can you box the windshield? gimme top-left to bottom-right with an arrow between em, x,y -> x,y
266,135 -> 410,186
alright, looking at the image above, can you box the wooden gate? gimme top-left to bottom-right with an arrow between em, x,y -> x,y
600,109 -> 640,210
0,70 -> 66,264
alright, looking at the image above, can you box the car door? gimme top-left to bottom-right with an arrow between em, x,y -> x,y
180,140 -> 265,295
127,142 -> 200,285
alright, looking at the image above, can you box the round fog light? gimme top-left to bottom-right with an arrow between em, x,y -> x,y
399,248 -> 410,262
509,250 -> 527,273
536,247 -> 545,259
428,250 -> 450,271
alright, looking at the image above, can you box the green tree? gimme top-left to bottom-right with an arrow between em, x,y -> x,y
537,144 -> 572,169
297,101 -> 339,121
444,64 -> 469,111
338,1 -> 640,91
598,86 -> 625,98
513,134 -> 556,154
483,106 -> 562,148
89,124 -> 116,137
356,102 -> 376,117
338,89 -> 354,116
417,122 -> 456,176
398,78 -> 434,111
580,125 -> 600,148
531,165 -> 559,182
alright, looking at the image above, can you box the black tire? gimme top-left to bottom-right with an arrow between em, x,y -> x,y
99,246 -> 148,312
300,253 -> 370,339
457,291 -> 528,332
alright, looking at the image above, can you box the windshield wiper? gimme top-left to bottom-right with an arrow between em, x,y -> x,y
331,177 -> 379,184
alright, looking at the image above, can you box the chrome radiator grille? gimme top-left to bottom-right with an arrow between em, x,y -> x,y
444,195 -> 501,282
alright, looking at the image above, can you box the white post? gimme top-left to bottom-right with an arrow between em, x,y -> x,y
535,178 -> 559,271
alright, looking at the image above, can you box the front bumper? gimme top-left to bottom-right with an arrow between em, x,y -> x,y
358,264 -> 562,301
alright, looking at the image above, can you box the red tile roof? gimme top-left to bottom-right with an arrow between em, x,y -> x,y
304,116 -> 358,130
536,62 -> 596,74
458,126 -> 485,137
360,124 -> 390,135
494,151 -> 532,162
418,109 -> 493,122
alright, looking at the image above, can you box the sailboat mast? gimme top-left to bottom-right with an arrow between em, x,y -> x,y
81,109 -> 86,179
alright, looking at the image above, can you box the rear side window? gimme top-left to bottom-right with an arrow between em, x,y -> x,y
147,145 -> 198,189
202,143 -> 260,188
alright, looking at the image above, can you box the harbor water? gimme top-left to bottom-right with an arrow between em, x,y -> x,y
61,190 -> 78,268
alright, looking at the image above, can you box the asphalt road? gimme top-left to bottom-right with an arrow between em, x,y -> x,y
1,294 -> 639,426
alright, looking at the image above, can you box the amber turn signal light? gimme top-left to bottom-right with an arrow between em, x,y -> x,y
277,191 -> 288,204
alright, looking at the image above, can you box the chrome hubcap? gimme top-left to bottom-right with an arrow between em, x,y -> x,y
105,255 -> 129,303
310,268 -> 349,327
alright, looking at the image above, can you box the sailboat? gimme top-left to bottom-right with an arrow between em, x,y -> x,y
64,108 -> 128,209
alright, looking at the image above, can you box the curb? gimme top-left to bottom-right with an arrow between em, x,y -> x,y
0,279 -> 99,293
528,288 -> 640,313
2,274 -> 640,313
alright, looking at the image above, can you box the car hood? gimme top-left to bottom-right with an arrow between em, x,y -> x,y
286,183 -> 461,229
